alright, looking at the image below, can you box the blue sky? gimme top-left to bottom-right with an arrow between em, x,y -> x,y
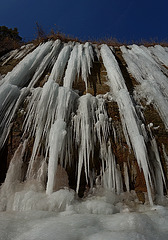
1,0 -> 167,43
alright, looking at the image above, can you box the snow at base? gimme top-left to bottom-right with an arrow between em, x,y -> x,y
0,187 -> 168,240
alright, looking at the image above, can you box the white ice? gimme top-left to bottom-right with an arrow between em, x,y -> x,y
148,45 -> 168,67
0,84 -> 29,149
63,44 -> 79,88
48,44 -> 72,83
1,41 -> 53,88
63,42 -> 94,90
101,44 -> 153,205
28,39 -> 62,88
121,44 -> 168,129
73,93 -> 117,193
23,78 -> 79,194
46,120 -> 67,195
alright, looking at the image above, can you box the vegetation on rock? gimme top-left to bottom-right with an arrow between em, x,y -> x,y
0,26 -> 22,57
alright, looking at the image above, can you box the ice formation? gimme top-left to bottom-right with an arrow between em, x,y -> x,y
63,42 -> 94,89
100,44 -> 154,204
121,44 -> 168,129
0,39 -> 168,239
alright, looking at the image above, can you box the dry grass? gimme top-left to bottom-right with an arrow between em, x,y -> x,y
33,32 -> 127,47
32,23 -> 84,45
33,31 -> 168,48
133,38 -> 168,47
26,23 -> 168,47
1,23 -> 168,57
33,27 -> 125,46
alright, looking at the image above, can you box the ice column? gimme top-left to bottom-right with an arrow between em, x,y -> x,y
63,44 -> 79,88
49,44 -> 72,83
46,120 -> 67,194
101,44 -> 153,205
73,94 -> 96,193
73,93 -> 112,193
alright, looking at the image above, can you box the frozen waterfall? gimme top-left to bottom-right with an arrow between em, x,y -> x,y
0,39 -> 168,215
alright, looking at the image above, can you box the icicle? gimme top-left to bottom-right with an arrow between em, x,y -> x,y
73,93 -> 111,193
116,164 -> 123,195
76,148 -> 84,194
84,42 -> 94,74
14,43 -> 35,60
100,141 -> 123,194
121,45 -> 168,129
148,45 -> 168,67
1,41 -> 53,88
79,43 -> 94,91
24,77 -> 78,181
0,85 -> 29,149
100,45 -> 126,93
101,44 -> 153,205
124,162 -> 130,192
147,125 -> 166,196
49,44 -> 72,83
139,81 -> 168,129
93,44 -> 100,60
46,119 -> 67,195
46,85 -> 77,195
121,45 -> 168,94
0,84 -> 20,126
36,159 -> 48,185
162,144 -> 168,177
63,42 -> 94,90
28,40 -> 62,88
0,49 -> 16,62
74,94 -> 96,192
63,44 -> 79,88
77,44 -> 83,77
81,49 -> 89,90
1,49 -> 19,66
25,80 -> 59,177
23,87 -> 42,136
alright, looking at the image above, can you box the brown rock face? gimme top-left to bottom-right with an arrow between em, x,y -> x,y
54,165 -> 69,191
